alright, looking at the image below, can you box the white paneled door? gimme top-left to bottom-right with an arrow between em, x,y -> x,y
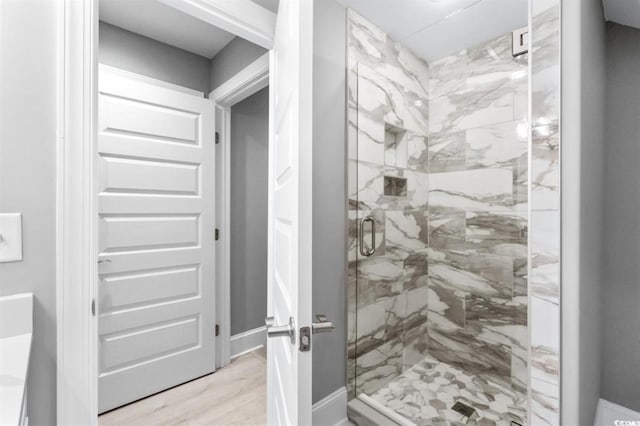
97,68 -> 215,413
266,0 -> 314,425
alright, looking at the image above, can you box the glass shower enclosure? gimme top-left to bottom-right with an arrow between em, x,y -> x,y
346,5 -> 531,425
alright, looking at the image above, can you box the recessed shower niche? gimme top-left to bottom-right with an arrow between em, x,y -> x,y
384,123 -> 408,168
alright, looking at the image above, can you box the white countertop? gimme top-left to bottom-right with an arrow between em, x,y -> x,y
0,333 -> 31,425
0,293 -> 33,426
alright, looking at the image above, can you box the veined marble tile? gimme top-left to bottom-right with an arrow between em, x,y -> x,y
356,294 -> 405,354
428,130 -> 466,173
530,0 -> 561,420
428,283 -> 467,331
531,377 -> 560,426
531,5 -> 560,126
531,296 -> 560,384
355,336 -> 404,396
464,253 -> 514,298
466,121 -> 528,170
407,132 -> 429,173
426,323 -> 512,384
385,209 -> 428,258
428,249 -> 503,299
513,58 -> 529,122
510,323 -> 529,394
383,81 -> 429,135
428,206 -> 466,251
347,210 -> 359,263
465,211 -> 527,251
357,68 -> 386,166
429,88 -> 514,135
402,286 -> 429,370
531,210 -> 560,301
348,62 -> 359,162
465,33 -> 524,77
347,357 -> 357,399
532,122 -> 560,210
429,36 -> 520,135
347,9 -> 387,68
514,149 -> 529,209
371,355 -> 527,425
354,161 -> 384,210
348,160 -> 358,207
429,168 -> 514,211
386,40 -> 430,98
429,48 -> 468,100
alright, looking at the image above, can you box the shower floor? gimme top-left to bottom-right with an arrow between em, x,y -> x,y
368,355 -> 527,426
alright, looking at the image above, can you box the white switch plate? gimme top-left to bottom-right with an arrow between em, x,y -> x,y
0,213 -> 23,262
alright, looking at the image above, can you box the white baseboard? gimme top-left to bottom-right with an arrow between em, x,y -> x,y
230,326 -> 266,359
313,387 -> 350,426
595,399 -> 640,426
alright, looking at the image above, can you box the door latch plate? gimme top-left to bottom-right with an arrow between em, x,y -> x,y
299,326 -> 310,352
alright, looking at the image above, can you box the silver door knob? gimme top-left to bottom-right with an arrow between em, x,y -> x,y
312,314 -> 335,334
265,316 -> 295,342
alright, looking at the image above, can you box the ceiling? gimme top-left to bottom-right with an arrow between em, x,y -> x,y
251,0 -> 279,13
335,0 -> 528,62
99,0 -> 238,59
603,0 -> 640,30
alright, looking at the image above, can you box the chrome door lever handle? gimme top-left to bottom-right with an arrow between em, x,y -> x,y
311,314 -> 335,334
265,316 -> 295,342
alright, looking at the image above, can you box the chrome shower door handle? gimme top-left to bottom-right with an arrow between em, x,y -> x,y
359,215 -> 376,256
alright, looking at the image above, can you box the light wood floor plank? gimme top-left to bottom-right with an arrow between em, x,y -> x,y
99,349 -> 267,426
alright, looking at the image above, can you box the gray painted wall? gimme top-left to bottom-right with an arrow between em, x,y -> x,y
0,0 -> 58,423
601,22 -> 640,412
99,22 -> 212,93
561,0 -> 606,423
209,37 -> 267,91
311,0 -> 347,404
230,88 -> 269,336
577,0 -> 606,422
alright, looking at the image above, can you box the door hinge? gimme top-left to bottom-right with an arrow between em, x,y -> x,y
215,228 -> 220,241
215,132 -> 220,144
91,299 -> 96,316
215,324 -> 220,336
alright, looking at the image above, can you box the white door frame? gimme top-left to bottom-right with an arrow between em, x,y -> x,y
208,53 -> 270,368
55,1 -> 275,424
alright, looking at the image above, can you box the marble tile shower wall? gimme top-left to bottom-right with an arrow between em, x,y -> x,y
530,0 -> 561,424
425,30 -> 529,405
346,8 -> 531,408
346,9 -> 432,398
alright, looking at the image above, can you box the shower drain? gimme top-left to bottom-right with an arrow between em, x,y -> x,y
451,401 -> 476,418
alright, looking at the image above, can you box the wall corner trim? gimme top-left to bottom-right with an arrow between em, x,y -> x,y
312,387 -> 350,426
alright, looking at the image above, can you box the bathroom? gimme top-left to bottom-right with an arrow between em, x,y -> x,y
1,0 -> 640,425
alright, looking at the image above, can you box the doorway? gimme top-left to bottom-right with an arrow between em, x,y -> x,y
94,0 -> 271,420
57,0 -> 319,423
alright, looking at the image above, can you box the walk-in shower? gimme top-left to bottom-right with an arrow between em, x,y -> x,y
346,1 -> 562,423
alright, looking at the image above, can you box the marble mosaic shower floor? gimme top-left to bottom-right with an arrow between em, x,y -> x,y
369,355 -> 527,426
